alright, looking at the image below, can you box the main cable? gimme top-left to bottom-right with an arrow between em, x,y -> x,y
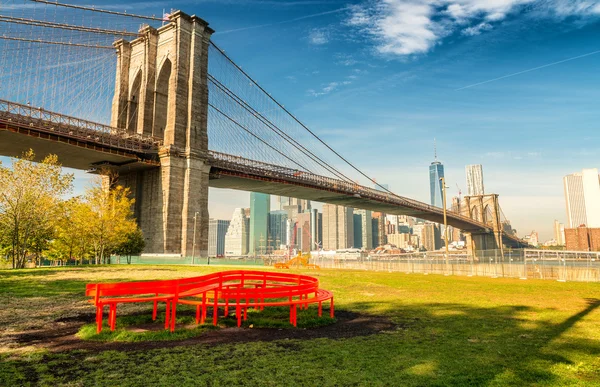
209,41 -> 400,198
208,74 -> 354,183
28,0 -> 163,21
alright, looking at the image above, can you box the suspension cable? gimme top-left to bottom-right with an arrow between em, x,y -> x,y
28,0 -> 163,21
0,15 -> 140,37
0,35 -> 113,49
208,102 -> 313,174
209,41 -> 400,197
208,74 -> 354,183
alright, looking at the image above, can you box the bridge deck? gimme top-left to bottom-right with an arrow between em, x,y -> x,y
0,100 -> 527,248
0,99 -> 161,171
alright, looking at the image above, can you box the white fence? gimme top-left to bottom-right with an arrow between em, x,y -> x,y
311,249 -> 600,282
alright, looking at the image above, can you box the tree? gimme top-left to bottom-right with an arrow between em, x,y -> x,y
0,150 -> 73,269
84,180 -> 138,264
115,229 -> 145,264
44,198 -> 92,265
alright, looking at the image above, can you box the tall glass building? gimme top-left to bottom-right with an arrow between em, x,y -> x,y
249,192 -> 270,254
268,210 -> 288,250
429,160 -> 445,207
208,219 -> 230,257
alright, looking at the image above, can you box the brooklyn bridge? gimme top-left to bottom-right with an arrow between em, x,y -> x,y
0,1 -> 529,257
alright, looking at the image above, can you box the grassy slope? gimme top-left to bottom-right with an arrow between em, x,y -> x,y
1,265 -> 600,386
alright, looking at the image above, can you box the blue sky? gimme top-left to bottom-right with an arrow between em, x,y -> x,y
5,0 -> 600,240
202,0 -> 600,241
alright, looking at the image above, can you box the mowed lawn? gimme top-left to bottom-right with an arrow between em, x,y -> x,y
1,265 -> 600,386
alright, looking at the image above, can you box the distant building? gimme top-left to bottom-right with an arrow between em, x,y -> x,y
529,231 -> 539,247
353,209 -> 373,250
421,223 -> 441,251
387,233 -> 412,250
353,213 -> 362,249
429,152 -> 445,207
278,196 -> 310,212
296,212 -> 312,252
412,224 -> 424,249
208,219 -> 230,257
322,204 -> 354,250
386,214 -> 399,234
310,209 -> 322,250
554,220 -> 565,246
224,208 -> 249,256
564,168 -> 600,228
565,226 -> 600,251
372,212 -> 387,247
268,210 -> 288,250
249,193 -> 270,255
466,164 -> 485,196
372,217 -> 379,248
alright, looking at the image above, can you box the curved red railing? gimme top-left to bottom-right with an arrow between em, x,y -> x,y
86,270 -> 334,333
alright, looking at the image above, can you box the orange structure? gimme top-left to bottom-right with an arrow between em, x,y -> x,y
86,270 -> 333,333
274,251 -> 320,269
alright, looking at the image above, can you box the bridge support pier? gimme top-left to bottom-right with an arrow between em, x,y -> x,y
109,11 -> 214,258
116,151 -> 210,257
466,232 -> 500,255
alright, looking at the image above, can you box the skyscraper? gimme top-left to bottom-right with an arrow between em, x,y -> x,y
310,209 -> 321,250
296,212 -> 312,252
322,204 -> 354,250
249,192 -> 270,255
353,213 -> 363,249
224,208 -> 248,256
268,210 -> 288,250
466,164 -> 485,196
553,220 -> 565,246
372,212 -> 387,246
564,168 -> 600,228
421,223 -> 441,251
354,209 -> 373,250
208,219 -> 230,257
372,217 -> 379,248
429,144 -> 445,207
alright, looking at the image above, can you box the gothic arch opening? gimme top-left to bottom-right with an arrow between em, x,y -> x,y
471,206 -> 480,222
153,58 -> 171,138
484,204 -> 495,226
127,70 -> 142,134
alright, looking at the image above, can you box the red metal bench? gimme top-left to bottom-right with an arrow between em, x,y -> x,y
86,270 -> 334,333
85,279 -> 179,333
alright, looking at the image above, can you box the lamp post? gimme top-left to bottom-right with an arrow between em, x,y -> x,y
440,177 -> 450,275
191,211 -> 199,265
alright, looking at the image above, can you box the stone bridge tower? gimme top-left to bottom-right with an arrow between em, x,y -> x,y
460,194 -> 504,255
109,11 -> 214,257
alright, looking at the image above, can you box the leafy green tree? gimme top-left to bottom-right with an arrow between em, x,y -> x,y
0,150 -> 73,268
48,198 -> 95,264
84,180 -> 138,264
115,229 -> 145,264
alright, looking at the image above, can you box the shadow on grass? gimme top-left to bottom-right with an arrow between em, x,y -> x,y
1,299 -> 599,385
340,298 -> 600,385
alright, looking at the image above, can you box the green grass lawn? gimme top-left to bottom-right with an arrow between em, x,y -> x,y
1,265 -> 600,386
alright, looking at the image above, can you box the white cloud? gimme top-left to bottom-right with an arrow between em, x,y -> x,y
348,0 -> 600,56
307,79 -> 355,97
462,22 -> 492,36
307,81 -> 340,97
308,28 -> 329,45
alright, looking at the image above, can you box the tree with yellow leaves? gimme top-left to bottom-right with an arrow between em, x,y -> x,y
0,150 -> 73,269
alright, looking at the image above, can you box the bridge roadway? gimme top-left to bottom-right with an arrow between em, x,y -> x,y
0,99 -> 527,248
